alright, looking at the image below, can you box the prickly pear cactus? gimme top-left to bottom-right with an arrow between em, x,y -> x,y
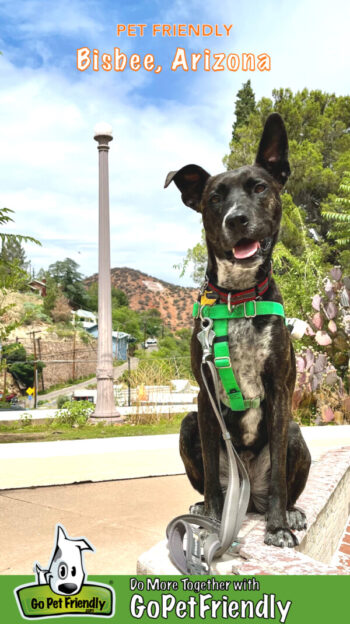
308,267 -> 350,375
293,267 -> 350,424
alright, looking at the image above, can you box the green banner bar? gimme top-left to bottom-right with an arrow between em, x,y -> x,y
1,575 -> 347,623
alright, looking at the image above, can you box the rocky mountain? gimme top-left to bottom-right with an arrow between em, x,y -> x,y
85,267 -> 198,331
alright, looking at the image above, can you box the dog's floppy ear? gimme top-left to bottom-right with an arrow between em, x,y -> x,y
164,164 -> 210,212
255,113 -> 290,186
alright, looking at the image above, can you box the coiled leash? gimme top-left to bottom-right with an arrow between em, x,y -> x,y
166,295 -> 285,575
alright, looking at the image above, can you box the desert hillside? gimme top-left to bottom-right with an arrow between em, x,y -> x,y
85,267 -> 198,331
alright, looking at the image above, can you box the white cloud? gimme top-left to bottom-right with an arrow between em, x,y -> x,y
0,55 -> 223,286
0,0 -> 349,287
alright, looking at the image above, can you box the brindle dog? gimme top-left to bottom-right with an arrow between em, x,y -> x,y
165,113 -> 311,547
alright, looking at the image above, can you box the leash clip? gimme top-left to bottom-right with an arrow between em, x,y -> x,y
197,317 -> 215,362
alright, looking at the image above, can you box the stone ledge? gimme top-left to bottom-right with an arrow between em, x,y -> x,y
137,446 -> 350,575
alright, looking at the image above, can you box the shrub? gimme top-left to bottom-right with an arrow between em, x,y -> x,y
20,412 -> 32,427
121,358 -> 174,388
53,400 -> 94,426
56,394 -> 71,409
50,294 -> 72,323
2,342 -> 44,387
20,303 -> 51,325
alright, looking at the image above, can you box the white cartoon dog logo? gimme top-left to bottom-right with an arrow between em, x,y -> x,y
35,525 -> 94,596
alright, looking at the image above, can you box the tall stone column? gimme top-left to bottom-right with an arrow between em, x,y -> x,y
91,123 -> 121,422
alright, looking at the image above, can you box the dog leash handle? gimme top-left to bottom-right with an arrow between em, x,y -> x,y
166,345 -> 250,574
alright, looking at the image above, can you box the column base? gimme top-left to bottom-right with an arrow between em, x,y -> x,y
89,413 -> 124,425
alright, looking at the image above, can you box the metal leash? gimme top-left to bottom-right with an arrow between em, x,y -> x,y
166,316 -> 250,574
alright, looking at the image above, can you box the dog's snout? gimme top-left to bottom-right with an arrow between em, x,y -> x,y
224,211 -> 249,230
58,583 -> 78,594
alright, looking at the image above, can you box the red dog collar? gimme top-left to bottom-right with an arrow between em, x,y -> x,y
207,270 -> 272,306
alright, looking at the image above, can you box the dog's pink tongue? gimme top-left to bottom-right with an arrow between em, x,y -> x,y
233,240 -> 260,259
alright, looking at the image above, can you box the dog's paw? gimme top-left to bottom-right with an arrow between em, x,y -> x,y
287,507 -> 307,531
189,501 -> 205,516
264,528 -> 298,548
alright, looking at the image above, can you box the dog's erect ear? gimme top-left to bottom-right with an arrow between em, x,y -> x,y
164,164 -> 210,212
255,113 -> 290,186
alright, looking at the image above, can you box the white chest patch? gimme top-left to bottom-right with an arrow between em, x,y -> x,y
218,319 -> 273,446
215,256 -> 262,290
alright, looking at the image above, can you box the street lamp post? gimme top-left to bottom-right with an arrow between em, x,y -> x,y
91,122 -> 121,423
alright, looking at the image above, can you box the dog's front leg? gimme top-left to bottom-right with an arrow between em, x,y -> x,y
265,387 -> 298,548
197,389 -> 224,521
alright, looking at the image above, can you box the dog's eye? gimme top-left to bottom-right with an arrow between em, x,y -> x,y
58,562 -> 68,579
210,194 -> 221,204
254,183 -> 267,194
71,566 -> 76,577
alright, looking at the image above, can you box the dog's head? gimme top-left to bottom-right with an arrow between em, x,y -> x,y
37,525 -> 93,596
165,113 -> 290,288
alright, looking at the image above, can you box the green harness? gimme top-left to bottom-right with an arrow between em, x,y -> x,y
192,299 -> 285,412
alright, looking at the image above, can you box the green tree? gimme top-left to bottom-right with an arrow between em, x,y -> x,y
0,237 -> 28,269
42,274 -> 59,316
85,282 -> 98,311
47,258 -> 88,309
176,229 -> 207,285
112,287 -> 128,308
0,207 -> 40,340
224,88 -> 350,233
0,208 -> 39,291
2,342 -> 44,389
0,207 -> 40,249
112,306 -> 143,341
322,171 -> 350,271
231,80 -> 256,142
273,195 -> 328,316
138,328 -> 193,379
139,309 -> 163,339
86,282 -> 128,312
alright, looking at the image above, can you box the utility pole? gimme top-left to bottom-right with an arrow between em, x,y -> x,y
28,330 -> 41,408
91,122 -> 121,422
72,330 -> 76,381
127,352 -> 131,407
37,337 -> 45,392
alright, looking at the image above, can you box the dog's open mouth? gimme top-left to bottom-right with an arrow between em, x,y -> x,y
225,237 -> 272,261
233,239 -> 260,259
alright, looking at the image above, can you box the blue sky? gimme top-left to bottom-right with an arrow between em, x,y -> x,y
0,0 -> 349,285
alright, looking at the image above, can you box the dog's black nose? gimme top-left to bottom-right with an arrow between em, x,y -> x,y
224,212 -> 249,229
58,583 -> 78,594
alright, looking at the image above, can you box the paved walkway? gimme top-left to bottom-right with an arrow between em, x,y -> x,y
1,426 -> 350,575
0,475 -> 196,575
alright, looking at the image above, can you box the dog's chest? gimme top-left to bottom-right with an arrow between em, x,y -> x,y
218,318 -> 273,446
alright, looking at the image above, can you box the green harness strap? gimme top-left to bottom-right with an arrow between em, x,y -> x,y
192,299 -> 285,412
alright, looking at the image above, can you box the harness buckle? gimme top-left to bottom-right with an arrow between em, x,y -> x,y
227,292 -> 233,313
244,300 -> 257,318
214,356 -> 231,369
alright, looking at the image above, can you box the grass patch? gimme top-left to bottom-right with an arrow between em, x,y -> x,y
0,413 -> 184,443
